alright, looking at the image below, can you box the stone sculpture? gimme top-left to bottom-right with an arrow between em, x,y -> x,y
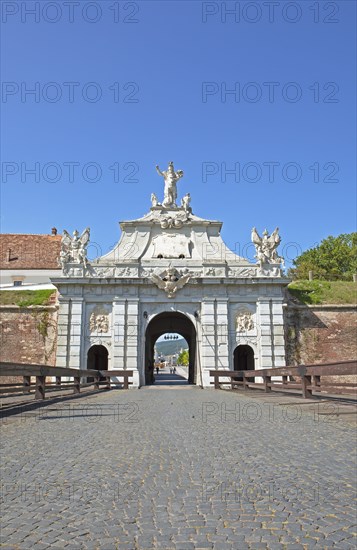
90,312 -> 109,333
181,193 -> 192,213
156,161 -> 184,207
60,228 -> 90,272
251,227 -> 283,267
151,193 -> 159,207
150,266 -> 191,298
236,311 -> 254,332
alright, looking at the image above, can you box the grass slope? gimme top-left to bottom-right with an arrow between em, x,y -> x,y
1,282 -> 355,308
0,289 -> 55,307
288,280 -> 357,305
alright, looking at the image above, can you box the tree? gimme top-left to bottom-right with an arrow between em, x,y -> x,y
289,233 -> 357,281
177,349 -> 189,366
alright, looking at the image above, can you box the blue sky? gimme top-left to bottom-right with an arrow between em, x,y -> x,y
1,0 -> 356,266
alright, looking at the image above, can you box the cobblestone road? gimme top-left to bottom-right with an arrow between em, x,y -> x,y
1,387 -> 356,549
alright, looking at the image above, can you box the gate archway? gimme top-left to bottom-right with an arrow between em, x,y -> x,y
233,344 -> 255,380
145,312 -> 196,385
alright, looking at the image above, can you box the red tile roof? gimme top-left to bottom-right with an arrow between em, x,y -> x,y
0,234 -> 62,270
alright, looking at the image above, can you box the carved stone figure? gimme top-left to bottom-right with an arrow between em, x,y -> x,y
236,311 -> 254,332
151,193 -> 159,207
156,161 -> 184,208
181,193 -> 192,213
60,228 -> 90,271
59,248 -> 71,274
90,312 -> 109,333
251,227 -> 283,267
150,266 -> 191,298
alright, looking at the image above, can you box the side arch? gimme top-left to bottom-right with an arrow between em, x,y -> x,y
87,344 -> 109,380
233,344 -> 255,380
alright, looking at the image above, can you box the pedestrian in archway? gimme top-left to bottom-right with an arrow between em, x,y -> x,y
156,365 -> 159,375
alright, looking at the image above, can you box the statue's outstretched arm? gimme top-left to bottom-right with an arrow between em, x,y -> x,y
156,165 -> 164,176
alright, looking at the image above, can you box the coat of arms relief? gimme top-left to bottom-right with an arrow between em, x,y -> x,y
89,307 -> 110,333
236,309 -> 254,332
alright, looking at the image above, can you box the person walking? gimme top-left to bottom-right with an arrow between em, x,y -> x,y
156,365 -> 159,375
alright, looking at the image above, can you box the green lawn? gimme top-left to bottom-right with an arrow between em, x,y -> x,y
288,280 -> 357,305
0,289 -> 56,307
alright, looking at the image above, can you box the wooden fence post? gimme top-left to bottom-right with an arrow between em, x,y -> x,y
301,375 -> 312,398
73,376 -> 80,394
23,376 -> 31,394
35,376 -> 46,400
263,375 -> 272,393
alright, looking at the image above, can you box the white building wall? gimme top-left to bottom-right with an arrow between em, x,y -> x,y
0,269 -> 61,288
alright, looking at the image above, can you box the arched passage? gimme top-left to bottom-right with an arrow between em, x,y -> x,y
87,345 -> 108,379
145,312 -> 196,385
233,344 -> 255,380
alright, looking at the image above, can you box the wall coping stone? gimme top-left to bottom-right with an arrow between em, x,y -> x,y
0,305 -> 58,312
285,303 -> 357,311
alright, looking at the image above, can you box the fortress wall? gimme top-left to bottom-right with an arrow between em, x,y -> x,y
284,303 -> 357,366
0,305 -> 58,383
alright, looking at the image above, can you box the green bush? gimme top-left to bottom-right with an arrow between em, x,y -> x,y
288,233 -> 357,281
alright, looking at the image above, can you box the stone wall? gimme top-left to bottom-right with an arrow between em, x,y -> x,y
0,305 -> 58,382
284,302 -> 357,365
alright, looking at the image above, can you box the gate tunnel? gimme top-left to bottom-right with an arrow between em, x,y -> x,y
144,312 -> 197,385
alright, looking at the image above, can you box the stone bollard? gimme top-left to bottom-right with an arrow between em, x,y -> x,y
353,274 -> 357,283
308,271 -> 313,281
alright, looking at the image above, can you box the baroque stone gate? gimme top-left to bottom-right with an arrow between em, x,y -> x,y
52,162 -> 290,387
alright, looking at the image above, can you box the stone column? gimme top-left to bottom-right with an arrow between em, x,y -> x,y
56,297 -> 71,367
200,299 -> 216,387
216,299 -> 229,370
112,299 -> 126,369
112,298 -> 140,388
257,299 -> 273,369
271,299 -> 286,367
125,299 -> 140,388
68,298 -> 84,369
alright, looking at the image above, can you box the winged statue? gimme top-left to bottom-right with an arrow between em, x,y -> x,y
60,227 -> 90,271
150,266 -> 191,298
251,227 -> 283,267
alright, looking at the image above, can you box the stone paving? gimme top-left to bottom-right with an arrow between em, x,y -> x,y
1,386 -> 356,549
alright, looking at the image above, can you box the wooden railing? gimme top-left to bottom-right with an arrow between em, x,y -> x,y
0,362 -> 133,400
210,360 -> 357,399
